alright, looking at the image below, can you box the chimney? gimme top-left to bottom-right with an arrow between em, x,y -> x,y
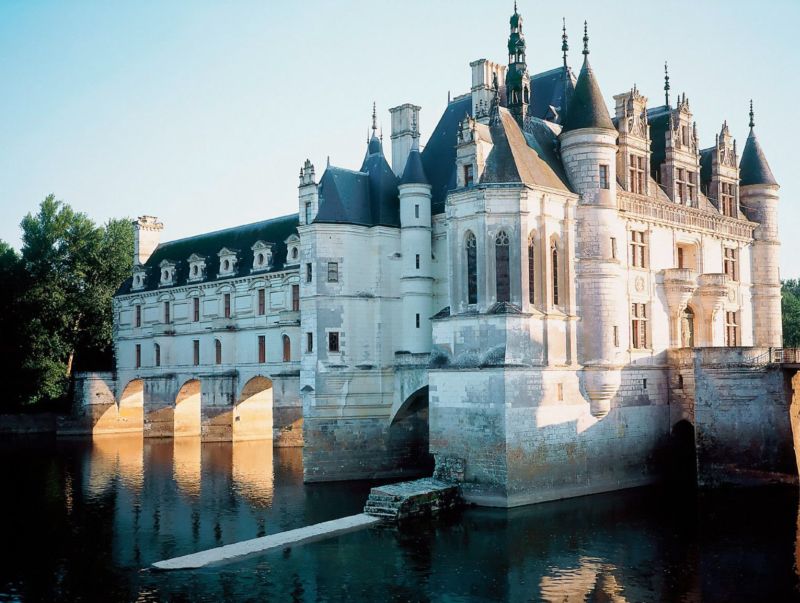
133,216 -> 163,265
389,103 -> 421,176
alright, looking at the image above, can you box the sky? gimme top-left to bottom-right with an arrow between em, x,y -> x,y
1,0 -> 798,276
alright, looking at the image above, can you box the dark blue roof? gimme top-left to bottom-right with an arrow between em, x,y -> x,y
400,148 -> 429,185
647,105 -> 670,180
561,58 -> 614,133
530,66 -> 575,123
739,129 -> 777,186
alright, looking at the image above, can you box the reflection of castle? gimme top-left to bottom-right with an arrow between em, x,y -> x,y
76,6 -> 793,507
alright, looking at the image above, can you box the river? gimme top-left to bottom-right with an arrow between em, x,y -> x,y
1,435 -> 798,601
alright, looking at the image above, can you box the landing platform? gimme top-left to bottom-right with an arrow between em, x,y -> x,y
363,477 -> 462,521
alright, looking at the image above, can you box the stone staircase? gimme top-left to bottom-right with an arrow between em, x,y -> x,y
363,478 -> 462,521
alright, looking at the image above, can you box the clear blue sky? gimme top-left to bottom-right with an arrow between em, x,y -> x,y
1,0 -> 797,276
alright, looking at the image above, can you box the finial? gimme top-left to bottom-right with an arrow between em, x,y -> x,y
664,61 -> 670,106
749,99 -> 755,129
371,102 -> 377,134
562,18 -> 568,68
582,21 -> 589,56
326,155 -> 330,167
514,0 -> 517,12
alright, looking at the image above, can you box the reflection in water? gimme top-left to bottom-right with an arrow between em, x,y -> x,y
540,557 -> 626,602
85,434 -> 144,496
173,437 -> 201,498
232,440 -> 274,507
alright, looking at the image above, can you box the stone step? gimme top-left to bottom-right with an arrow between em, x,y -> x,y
363,477 -> 462,522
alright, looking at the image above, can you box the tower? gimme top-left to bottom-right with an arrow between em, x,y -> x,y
133,216 -> 163,265
739,101 -> 781,347
398,116 -> 433,353
389,104 -> 421,177
559,23 -> 624,417
298,159 -> 318,226
505,2 -> 530,126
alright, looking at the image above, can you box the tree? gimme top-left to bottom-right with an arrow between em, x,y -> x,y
783,279 -> 800,348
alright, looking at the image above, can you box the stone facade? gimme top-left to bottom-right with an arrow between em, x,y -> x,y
78,7 -> 791,506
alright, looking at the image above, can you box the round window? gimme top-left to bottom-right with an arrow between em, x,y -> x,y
223,259 -> 230,271
292,247 -> 298,260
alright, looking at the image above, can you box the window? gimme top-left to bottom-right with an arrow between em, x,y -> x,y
224,293 -> 231,318
675,168 -> 686,204
466,231 -> 477,305
611,237 -> 617,260
414,204 -> 420,219
193,340 -> 200,366
164,301 -> 171,324
328,331 -> 340,353
464,164 -> 474,187
154,343 -> 161,367
677,246 -> 685,269
721,182 -> 736,217
495,231 -> 510,303
629,154 -> 645,194
306,332 -> 313,353
599,164 -> 610,189
258,288 -> 266,315
327,262 -> 338,283
292,284 -> 300,311
282,334 -> 291,362
306,263 -> 313,283
193,297 -> 200,322
135,344 -> 141,369
630,231 -> 647,268
415,313 -> 420,329
687,171 -> 696,204
613,326 -> 620,347
415,254 -> 420,270
725,311 -> 739,347
551,242 -> 560,306
305,201 -> 312,224
135,305 -> 141,328
528,236 -> 536,304
291,247 -> 299,260
258,335 -> 266,363
215,339 -> 222,365
557,383 -> 564,401
723,247 -> 738,282
631,303 -> 648,349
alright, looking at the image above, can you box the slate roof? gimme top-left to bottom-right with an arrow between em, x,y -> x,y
315,135 -> 401,227
561,58 -> 614,133
699,147 -> 713,191
400,148 -> 429,185
117,214 -> 299,295
739,128 -> 777,186
647,105 -> 670,180
530,66 -> 576,123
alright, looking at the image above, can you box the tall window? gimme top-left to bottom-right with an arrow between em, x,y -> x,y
629,154 -> 646,194
415,254 -> 420,270
725,311 -> 739,347
306,332 -> 313,353
676,168 -> 686,204
327,262 -> 338,282
465,231 -> 477,305
551,242 -> 560,306
306,263 -> 313,283
723,247 -> 738,282
631,303 -> 648,349
163,301 -> 170,324
464,164 -> 474,187
193,297 -> 200,322
305,201 -> 312,224
599,164 -> 610,190
193,340 -> 200,366
528,236 -> 536,304
135,344 -> 141,369
258,335 -> 266,363
328,332 -> 340,353
282,334 -> 291,362
292,284 -> 300,311
154,343 -> 161,367
414,204 -> 420,219
135,305 -> 141,328
258,288 -> 266,315
215,339 -> 222,365
720,182 -> 736,217
630,231 -> 647,268
495,231 -> 510,303
687,171 -> 697,204
224,293 -> 231,318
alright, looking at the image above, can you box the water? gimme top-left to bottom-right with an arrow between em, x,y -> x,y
1,436 -> 799,602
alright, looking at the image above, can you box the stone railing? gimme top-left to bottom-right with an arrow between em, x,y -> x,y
618,192 -> 755,240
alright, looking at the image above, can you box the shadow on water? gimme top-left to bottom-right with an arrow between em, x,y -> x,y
0,434 -> 799,602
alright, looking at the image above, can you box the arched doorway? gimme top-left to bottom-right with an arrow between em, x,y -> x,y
681,306 -> 695,348
389,386 -> 434,476
118,379 -> 144,430
174,379 -> 201,437
235,376 -> 274,441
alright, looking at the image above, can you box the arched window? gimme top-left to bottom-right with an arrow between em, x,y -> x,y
465,231 -> 477,305
528,235 -> 536,305
215,339 -> 222,365
282,334 -> 291,362
523,86 -> 529,104
551,241 -> 560,306
495,231 -> 510,303
154,343 -> 161,367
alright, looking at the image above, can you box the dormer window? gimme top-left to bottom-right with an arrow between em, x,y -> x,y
284,234 -> 300,266
251,241 -> 274,273
217,248 -> 238,278
187,253 -> 207,283
132,269 -> 147,291
158,260 -> 176,287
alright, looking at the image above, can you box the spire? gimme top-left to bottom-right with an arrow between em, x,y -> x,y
740,100 -> 777,186
562,18 -> 569,68
506,3 -> 529,125
366,103 -> 382,156
582,21 -> 589,56
562,26 -> 614,133
664,62 -> 670,106
371,102 -> 377,135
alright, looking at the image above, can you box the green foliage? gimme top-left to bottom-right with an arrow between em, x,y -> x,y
0,195 -> 133,409
783,279 -> 800,348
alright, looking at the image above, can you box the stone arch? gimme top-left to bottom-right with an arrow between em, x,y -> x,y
118,378 -> 144,430
234,376 -> 274,441
389,385 -> 434,475
174,379 -> 202,437
681,305 -> 696,348
670,419 -> 697,486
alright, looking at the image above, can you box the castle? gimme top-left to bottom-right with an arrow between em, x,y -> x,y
75,7 -> 796,507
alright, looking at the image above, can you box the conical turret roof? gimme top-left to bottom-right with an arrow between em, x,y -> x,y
561,58 -> 614,133
400,148 -> 429,185
740,129 -> 777,186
